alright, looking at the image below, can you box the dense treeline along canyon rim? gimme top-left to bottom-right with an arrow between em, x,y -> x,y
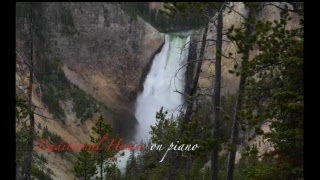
16,2 -> 303,180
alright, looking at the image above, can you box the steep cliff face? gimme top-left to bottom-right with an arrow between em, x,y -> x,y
18,2 -> 163,105
16,2 -> 163,179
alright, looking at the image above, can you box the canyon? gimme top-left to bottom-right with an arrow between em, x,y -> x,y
16,2 -> 301,179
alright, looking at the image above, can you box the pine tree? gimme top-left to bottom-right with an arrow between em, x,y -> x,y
90,114 -> 124,179
90,115 -> 113,180
74,149 -> 97,180
245,4 -> 303,179
125,150 -> 139,180
106,163 -> 122,180
16,98 -> 30,178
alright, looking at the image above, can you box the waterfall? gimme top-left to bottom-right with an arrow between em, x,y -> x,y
134,34 -> 190,143
108,34 -> 191,176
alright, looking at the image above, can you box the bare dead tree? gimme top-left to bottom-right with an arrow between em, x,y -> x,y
211,2 -> 224,180
24,3 -> 35,180
182,25 -> 209,125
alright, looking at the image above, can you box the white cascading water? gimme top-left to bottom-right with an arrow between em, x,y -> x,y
134,34 -> 190,143
93,34 -> 191,179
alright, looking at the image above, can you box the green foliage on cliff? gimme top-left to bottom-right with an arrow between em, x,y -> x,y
42,126 -> 69,157
31,166 -> 54,180
35,57 -> 100,123
17,3 -> 101,124
118,2 -> 206,33
42,126 -> 63,145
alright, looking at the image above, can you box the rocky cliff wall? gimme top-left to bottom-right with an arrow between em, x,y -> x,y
16,2 -> 164,138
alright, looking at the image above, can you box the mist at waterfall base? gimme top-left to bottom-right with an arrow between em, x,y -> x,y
93,34 -> 191,178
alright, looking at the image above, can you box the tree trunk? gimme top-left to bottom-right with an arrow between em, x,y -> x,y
100,126 -> 103,180
100,151 -> 103,180
182,24 -> 209,124
211,3 -> 223,180
226,7 -> 253,180
85,159 -> 87,180
16,161 -> 20,180
24,3 -> 34,180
